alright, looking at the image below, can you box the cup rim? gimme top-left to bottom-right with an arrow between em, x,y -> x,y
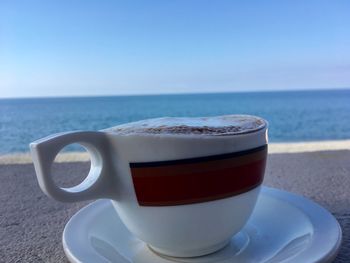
103,115 -> 268,138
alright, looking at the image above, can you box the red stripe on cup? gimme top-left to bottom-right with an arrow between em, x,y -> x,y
130,145 -> 267,206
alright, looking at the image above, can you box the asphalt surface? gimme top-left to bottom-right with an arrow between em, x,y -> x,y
0,151 -> 349,262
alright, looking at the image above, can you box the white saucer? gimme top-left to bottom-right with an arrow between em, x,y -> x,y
63,187 -> 342,263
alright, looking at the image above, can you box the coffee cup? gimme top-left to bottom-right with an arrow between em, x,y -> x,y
30,115 -> 268,257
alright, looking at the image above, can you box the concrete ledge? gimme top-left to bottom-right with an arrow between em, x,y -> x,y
1,139 -> 350,164
0,150 -> 349,262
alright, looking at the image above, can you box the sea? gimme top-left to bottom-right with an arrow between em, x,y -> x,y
1,89 -> 350,154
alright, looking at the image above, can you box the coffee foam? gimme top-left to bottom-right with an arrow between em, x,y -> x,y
106,115 -> 266,136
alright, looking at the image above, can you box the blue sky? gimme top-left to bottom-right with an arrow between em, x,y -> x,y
1,0 -> 349,98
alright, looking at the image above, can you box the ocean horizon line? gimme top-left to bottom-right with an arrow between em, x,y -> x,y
1,87 -> 350,100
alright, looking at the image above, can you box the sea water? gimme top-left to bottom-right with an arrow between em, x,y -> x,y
0,89 -> 349,153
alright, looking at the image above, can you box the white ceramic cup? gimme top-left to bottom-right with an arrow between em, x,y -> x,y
30,116 -> 268,257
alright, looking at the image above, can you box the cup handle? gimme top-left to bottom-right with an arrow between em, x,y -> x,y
30,131 -> 116,202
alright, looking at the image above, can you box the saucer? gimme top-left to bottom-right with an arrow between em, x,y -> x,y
63,187 -> 342,263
